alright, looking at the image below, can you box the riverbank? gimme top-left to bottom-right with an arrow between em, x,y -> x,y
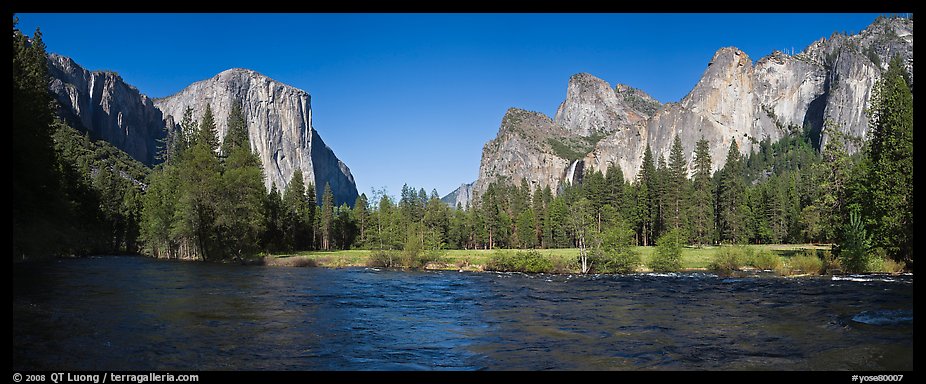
260,244 -> 907,276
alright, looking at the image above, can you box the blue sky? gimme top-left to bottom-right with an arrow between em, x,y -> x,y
16,13 -> 886,199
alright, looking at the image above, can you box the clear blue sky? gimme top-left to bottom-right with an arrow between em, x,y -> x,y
16,13 -> 886,199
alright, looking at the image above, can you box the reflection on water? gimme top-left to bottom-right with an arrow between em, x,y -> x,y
13,257 -> 913,370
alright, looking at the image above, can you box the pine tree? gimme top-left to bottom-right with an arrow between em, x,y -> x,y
353,193 -> 369,248
13,22 -> 70,259
262,184 -> 286,252
321,182 -> 335,251
223,102 -> 249,155
717,140 -> 746,244
604,163 -> 625,217
306,182 -> 317,249
216,120 -> 266,260
174,135 -> 223,260
636,144 -> 656,246
655,154 -> 669,239
865,56 -> 913,266
531,184 -> 545,248
195,104 -> 220,154
667,135 -> 688,232
282,170 -> 309,251
583,169 -> 608,233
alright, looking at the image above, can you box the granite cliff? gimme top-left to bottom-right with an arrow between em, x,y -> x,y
47,58 -> 359,206
449,16 -> 913,208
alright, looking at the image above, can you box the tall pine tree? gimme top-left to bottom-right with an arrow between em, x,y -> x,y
865,56 -> 913,266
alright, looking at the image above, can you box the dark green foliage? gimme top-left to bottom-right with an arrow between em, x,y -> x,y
689,137 -> 714,246
593,223 -> 640,273
282,170 -> 311,251
709,246 -> 745,275
195,104 -> 220,153
546,133 -> 606,161
222,103 -> 249,155
262,184 -> 286,252
749,249 -> 781,271
14,22 -> 70,259
485,250 -> 554,273
321,183 -> 335,250
140,102 -> 265,261
838,208 -> 870,273
865,56 -> 913,267
666,135 -> 688,232
635,144 -> 657,246
717,140 -> 746,244
651,228 -> 684,272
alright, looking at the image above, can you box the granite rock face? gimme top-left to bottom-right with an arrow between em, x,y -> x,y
153,68 -> 358,206
554,73 -> 653,136
453,16 -> 912,206
442,182 -> 475,209
47,54 -> 167,166
470,108 -> 576,202
47,56 -> 359,207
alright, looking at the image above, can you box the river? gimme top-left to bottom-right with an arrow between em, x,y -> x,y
13,256 -> 913,370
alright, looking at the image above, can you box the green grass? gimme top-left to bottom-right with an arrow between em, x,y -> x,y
267,244 -> 837,274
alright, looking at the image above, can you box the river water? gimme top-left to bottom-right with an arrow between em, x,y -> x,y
13,256 -> 913,370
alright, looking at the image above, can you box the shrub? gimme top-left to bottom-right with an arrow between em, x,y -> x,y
594,225 -> 641,274
873,257 -> 905,274
820,249 -> 841,273
709,246 -> 743,275
595,247 -> 641,274
368,250 -> 400,268
265,255 -> 317,267
787,250 -> 824,275
650,228 -> 684,272
551,254 -> 578,274
485,250 -> 554,273
749,249 -> 781,271
838,209 -> 870,273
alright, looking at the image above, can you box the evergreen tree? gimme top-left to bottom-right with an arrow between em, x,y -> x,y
174,136 -> 223,260
865,56 -> 913,265
717,140 -> 746,244
306,182 -> 317,249
321,182 -> 335,250
667,135 -> 688,232
214,118 -> 266,260
635,144 -> 656,246
13,22 -> 73,259
655,154 -> 669,238
195,104 -> 220,154
282,170 -> 309,251
531,185 -> 545,248
223,102 -> 249,155
353,193 -> 370,248
604,163 -> 625,218
262,184 -> 286,252
583,169 -> 608,233
689,137 -> 714,246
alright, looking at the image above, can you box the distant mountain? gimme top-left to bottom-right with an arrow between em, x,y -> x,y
47,58 -> 359,206
448,16 -> 913,208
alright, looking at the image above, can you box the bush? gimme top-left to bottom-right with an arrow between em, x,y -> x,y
709,246 -> 743,275
748,249 -> 781,271
838,209 -> 870,273
787,250 -> 824,275
368,250 -> 400,268
594,225 -> 641,274
820,249 -> 841,273
485,250 -> 554,273
551,254 -> 578,274
872,257 -> 905,274
650,229 -> 684,272
595,247 -> 642,274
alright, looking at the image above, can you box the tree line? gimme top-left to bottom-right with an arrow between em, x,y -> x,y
13,21 -> 913,269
